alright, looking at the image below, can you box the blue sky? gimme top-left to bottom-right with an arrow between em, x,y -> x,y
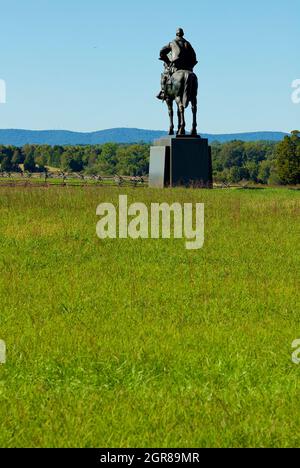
0,0 -> 299,133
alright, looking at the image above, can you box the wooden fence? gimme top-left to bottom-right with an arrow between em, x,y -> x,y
1,172 -> 298,190
0,171 -> 148,188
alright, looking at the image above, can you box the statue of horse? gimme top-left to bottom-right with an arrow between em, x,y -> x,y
164,70 -> 198,136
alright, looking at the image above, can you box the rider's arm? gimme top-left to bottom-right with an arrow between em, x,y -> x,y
159,43 -> 171,65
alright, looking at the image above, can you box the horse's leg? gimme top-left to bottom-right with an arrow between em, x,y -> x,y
191,96 -> 197,136
179,104 -> 186,135
177,107 -> 181,135
176,97 -> 185,135
167,99 -> 174,135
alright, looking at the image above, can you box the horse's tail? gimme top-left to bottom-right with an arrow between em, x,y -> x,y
183,72 -> 198,109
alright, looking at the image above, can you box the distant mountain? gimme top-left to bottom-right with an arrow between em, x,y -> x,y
0,128 -> 288,146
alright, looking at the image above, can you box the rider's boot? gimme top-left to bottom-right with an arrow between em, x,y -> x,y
156,91 -> 165,100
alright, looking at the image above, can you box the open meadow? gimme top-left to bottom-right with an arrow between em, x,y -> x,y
0,186 -> 299,447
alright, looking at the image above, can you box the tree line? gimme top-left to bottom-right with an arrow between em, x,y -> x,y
0,131 -> 299,185
212,130 -> 300,185
0,143 -> 149,177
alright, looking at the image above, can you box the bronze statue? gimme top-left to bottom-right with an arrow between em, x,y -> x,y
157,28 -> 198,136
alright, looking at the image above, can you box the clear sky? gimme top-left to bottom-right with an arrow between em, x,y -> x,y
0,0 -> 299,134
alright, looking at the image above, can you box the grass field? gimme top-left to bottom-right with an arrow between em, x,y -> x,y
0,186 -> 299,448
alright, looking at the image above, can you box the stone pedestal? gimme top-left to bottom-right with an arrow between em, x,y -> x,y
149,136 -> 213,188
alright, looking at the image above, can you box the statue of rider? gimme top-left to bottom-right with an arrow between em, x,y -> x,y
157,28 -> 198,101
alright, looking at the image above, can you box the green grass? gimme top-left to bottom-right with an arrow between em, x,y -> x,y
0,186 -> 299,448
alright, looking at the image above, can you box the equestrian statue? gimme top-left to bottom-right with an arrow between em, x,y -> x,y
157,28 -> 198,136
